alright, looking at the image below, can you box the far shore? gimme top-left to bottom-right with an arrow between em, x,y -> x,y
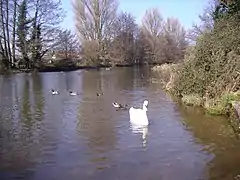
0,62 -> 162,74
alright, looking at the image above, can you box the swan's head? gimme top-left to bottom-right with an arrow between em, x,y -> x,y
143,100 -> 148,111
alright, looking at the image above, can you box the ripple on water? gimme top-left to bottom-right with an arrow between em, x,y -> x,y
0,68 -> 240,180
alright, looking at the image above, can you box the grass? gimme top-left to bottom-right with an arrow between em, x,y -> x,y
205,92 -> 240,115
181,94 -> 204,107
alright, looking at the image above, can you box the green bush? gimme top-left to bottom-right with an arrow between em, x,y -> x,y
173,15 -> 240,100
181,94 -> 204,106
206,92 -> 240,115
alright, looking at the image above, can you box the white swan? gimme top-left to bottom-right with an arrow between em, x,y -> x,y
51,89 -> 59,95
129,100 -> 149,126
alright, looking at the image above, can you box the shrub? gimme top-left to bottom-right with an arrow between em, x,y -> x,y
173,15 -> 240,100
151,63 -> 180,91
181,94 -> 204,106
206,92 -> 240,115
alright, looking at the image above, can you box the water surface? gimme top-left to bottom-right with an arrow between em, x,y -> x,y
0,67 -> 239,180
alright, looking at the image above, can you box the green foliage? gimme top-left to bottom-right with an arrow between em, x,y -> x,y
206,92 -> 240,115
173,15 -> 240,100
228,0 -> 240,17
181,94 -> 204,107
214,0 -> 240,21
213,1 -> 228,21
16,0 -> 32,67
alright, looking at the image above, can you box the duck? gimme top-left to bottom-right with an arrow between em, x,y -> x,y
129,100 -> 149,126
69,91 -> 79,96
97,93 -> 104,96
112,102 -> 128,110
51,89 -> 59,95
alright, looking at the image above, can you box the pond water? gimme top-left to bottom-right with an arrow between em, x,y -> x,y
0,66 -> 239,180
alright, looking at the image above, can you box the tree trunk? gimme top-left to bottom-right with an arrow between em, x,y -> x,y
6,0 -> 12,68
0,0 -> 10,68
11,0 -> 17,67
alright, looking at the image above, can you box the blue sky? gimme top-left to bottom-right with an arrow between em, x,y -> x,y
61,0 -> 209,31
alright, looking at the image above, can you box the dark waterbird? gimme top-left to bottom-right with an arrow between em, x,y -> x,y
97,93 -> 104,96
112,102 -> 128,110
69,91 -> 79,96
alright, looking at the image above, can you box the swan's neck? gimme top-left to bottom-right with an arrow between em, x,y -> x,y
142,105 -> 148,112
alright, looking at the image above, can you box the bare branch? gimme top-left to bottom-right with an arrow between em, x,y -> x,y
73,0 -> 118,42
142,8 -> 164,37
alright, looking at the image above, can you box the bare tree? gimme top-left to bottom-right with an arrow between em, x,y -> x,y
163,17 -> 188,63
55,29 -> 80,59
0,0 -> 11,68
0,0 -> 20,69
73,0 -> 118,42
27,0 -> 65,67
187,0 -> 218,42
134,29 -> 148,64
73,0 -> 118,65
0,0 -> 66,70
138,8 -> 187,64
6,0 -> 12,66
164,17 -> 187,48
141,8 -> 165,63
142,8 -> 164,37
109,12 -> 138,65
81,40 -> 100,65
11,0 -> 17,66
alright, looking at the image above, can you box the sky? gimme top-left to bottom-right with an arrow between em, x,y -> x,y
61,0 -> 210,32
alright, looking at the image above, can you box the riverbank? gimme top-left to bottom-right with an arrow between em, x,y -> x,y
152,63 -> 240,133
38,64 -> 111,72
0,60 -> 163,74
0,62 -> 155,74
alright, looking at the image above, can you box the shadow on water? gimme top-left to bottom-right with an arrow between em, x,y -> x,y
0,66 -> 239,180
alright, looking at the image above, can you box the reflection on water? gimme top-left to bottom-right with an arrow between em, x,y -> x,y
130,124 -> 148,148
0,67 -> 239,180
178,106 -> 240,180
